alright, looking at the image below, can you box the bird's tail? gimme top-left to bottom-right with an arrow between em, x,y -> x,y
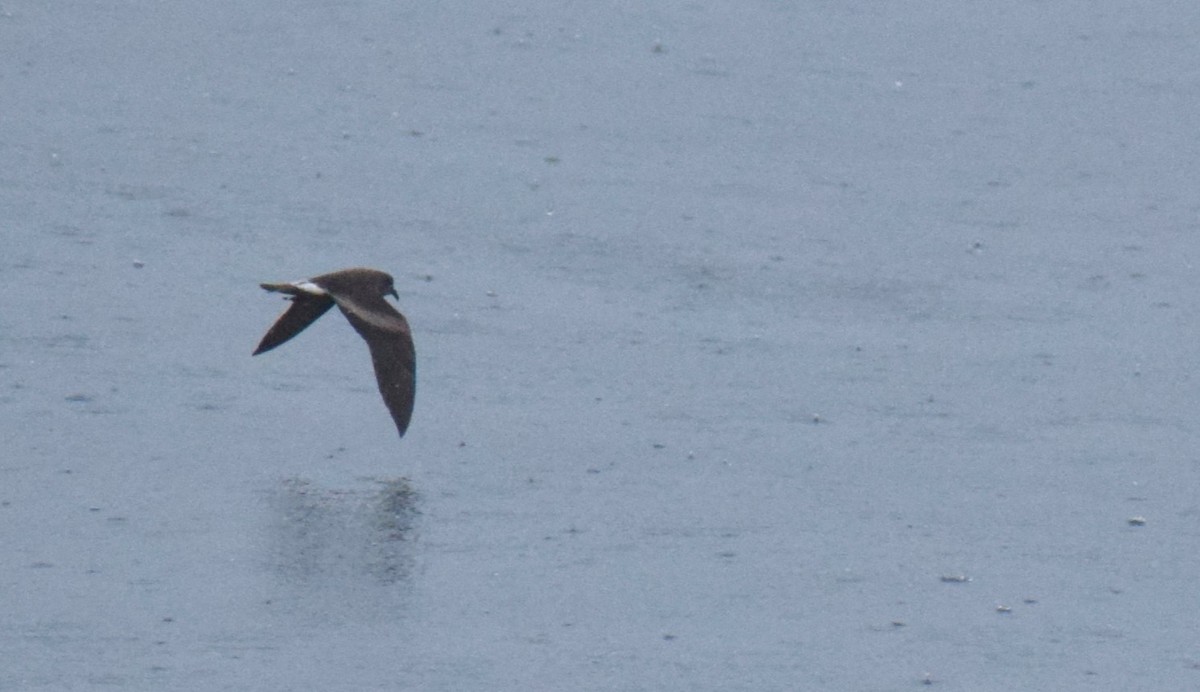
260,281 -> 302,295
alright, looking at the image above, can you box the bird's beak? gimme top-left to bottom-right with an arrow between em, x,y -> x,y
388,289 -> 399,300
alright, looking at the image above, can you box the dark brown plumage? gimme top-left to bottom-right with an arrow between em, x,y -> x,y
253,267 -> 416,437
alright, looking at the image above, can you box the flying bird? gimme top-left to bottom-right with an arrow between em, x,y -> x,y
253,267 -> 416,437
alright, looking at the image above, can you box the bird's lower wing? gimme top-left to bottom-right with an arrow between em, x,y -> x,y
333,298 -> 416,437
365,336 -> 416,437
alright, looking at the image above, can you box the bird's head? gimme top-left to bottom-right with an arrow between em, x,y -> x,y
382,275 -> 399,300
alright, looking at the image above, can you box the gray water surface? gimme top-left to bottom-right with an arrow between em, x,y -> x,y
4,2 -> 1200,690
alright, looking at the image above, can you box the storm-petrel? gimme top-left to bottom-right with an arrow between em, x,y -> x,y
253,267 -> 415,437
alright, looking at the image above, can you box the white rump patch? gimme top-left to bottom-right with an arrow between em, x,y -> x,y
293,280 -> 328,296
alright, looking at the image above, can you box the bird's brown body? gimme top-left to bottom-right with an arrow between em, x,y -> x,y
253,267 -> 416,437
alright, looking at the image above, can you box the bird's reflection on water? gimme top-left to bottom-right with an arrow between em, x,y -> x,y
270,476 -> 420,588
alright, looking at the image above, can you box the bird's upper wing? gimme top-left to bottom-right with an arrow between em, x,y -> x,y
329,293 -> 416,437
252,292 -> 336,355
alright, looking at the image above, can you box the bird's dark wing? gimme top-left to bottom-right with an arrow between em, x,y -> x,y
330,293 -> 416,437
253,291 -> 336,355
